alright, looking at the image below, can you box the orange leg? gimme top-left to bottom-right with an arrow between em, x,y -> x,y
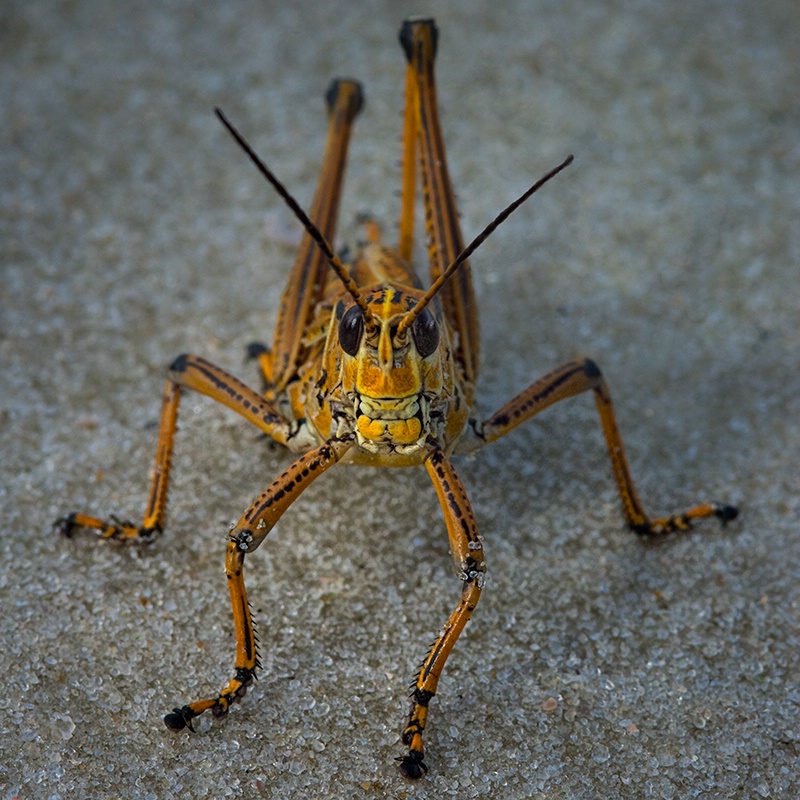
457,357 -> 738,535
164,435 -> 353,732
55,354 -> 292,542
397,449 -> 486,779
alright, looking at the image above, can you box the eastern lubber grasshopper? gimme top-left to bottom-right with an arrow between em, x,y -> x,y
57,17 -> 738,780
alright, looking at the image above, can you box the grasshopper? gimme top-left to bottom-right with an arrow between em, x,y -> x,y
58,18 -> 737,780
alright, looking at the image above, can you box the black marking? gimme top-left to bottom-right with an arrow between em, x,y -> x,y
399,18 -> 438,63
716,504 -> 739,525
235,666 -> 255,686
582,358 -> 601,380
396,750 -> 429,780
246,342 -> 269,360
138,524 -> 161,541
504,362 -> 586,423
411,687 -> 434,707
325,78 -> 364,116
169,353 -> 189,373
402,719 -> 422,740
164,706 -> 196,732
183,356 -> 284,427
54,513 -> 78,538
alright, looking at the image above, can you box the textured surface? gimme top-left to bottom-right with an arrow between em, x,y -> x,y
2,1 -> 798,797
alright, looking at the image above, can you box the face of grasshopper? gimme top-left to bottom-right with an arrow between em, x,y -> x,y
290,241 -> 471,466
334,285 -> 447,457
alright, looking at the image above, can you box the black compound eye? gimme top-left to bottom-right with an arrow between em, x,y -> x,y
410,308 -> 439,358
338,305 -> 365,356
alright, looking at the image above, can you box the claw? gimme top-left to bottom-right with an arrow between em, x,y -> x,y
164,706 -> 197,732
715,503 -> 739,526
53,513 -> 78,538
55,510 -> 160,542
396,751 -> 428,780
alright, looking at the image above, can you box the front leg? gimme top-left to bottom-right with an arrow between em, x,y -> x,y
164,435 -> 353,732
457,357 -> 738,535
398,449 -> 486,779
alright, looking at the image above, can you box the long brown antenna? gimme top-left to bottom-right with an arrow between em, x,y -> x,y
397,154 -> 574,335
215,107 -> 373,318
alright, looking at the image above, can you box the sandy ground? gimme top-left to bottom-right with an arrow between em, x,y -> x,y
2,1 -> 798,797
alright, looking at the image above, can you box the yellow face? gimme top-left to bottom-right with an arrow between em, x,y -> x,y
336,284 -> 445,457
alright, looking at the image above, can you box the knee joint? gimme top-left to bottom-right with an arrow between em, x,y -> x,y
458,555 -> 486,587
582,357 -> 602,381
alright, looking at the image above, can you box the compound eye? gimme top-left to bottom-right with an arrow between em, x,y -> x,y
410,308 -> 439,358
338,305 -> 365,356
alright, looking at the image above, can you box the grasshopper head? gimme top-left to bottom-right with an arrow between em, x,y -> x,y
336,286 -> 445,455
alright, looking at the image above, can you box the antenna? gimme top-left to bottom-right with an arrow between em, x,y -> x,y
397,154 -> 574,336
215,107 -> 373,318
